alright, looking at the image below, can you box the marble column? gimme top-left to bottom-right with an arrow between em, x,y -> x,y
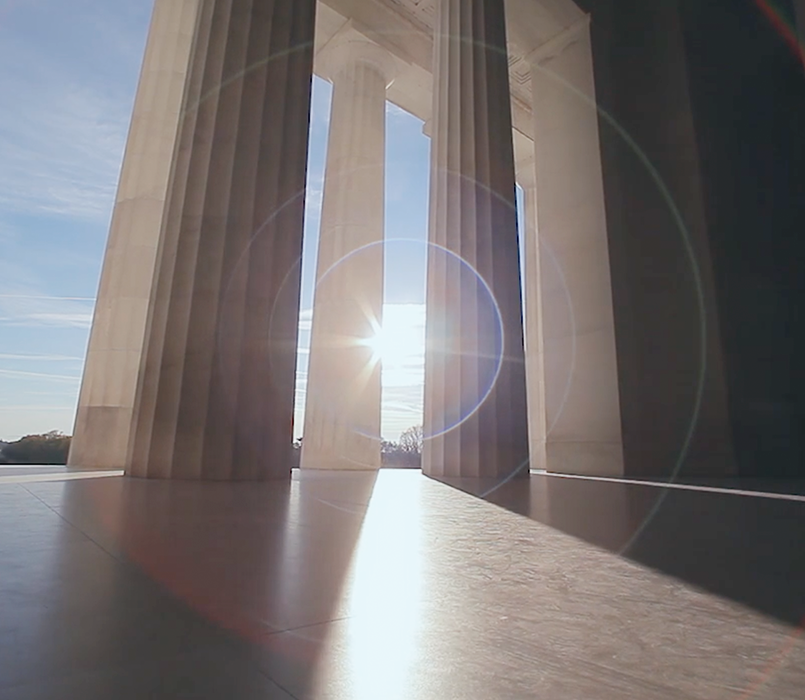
301,35 -> 394,470
516,156 -> 546,472
422,0 -> 530,479
69,0 -> 202,469
526,17 -> 624,476
127,0 -> 317,480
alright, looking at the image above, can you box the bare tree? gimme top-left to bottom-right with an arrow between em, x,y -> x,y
399,425 -> 423,456
380,425 -> 423,467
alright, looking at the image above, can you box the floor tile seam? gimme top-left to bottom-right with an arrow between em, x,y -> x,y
18,484 -> 129,566
252,665 -> 302,700
4,482 -> 66,515
262,614 -> 353,639
245,616 -> 359,700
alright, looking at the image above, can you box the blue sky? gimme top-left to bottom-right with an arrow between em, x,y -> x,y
0,0 -> 431,442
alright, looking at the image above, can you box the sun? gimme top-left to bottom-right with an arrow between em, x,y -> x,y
365,322 -> 415,367
361,304 -> 426,370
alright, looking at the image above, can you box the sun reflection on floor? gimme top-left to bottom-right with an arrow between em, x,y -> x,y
340,472 -> 424,699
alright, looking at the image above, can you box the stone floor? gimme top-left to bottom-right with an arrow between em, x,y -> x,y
1,467 -> 804,699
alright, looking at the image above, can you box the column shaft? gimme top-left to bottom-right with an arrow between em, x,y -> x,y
69,0 -> 202,468
127,0 -> 317,480
423,0 -> 530,479
301,40 -> 389,470
527,21 -> 624,476
517,169 -> 546,472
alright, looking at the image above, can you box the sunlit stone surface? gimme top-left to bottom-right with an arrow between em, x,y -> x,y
422,0 -> 530,479
69,0 -> 799,480
127,0 -> 318,479
516,154 -> 545,474
525,18 -> 624,476
2,468 -> 804,698
301,34 -> 395,471
69,0 -> 202,470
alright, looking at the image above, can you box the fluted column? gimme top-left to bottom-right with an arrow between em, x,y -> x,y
422,0 -> 530,479
69,0 -> 202,469
301,35 -> 394,470
516,156 -> 546,472
527,17 -> 624,476
127,0 -> 317,480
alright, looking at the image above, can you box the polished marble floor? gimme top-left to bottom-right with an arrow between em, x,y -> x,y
1,467 -> 804,699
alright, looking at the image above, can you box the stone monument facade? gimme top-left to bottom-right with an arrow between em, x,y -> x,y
71,0 -> 760,480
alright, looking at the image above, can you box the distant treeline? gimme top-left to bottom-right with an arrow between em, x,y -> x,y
291,425 -> 423,468
0,431 -> 71,465
383,424 -> 423,467
0,427 -> 423,468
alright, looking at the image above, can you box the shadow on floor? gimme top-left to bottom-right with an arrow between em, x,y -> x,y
435,472 -> 805,628
0,470 -> 380,699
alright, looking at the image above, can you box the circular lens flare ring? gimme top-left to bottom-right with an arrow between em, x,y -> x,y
310,238 -> 506,444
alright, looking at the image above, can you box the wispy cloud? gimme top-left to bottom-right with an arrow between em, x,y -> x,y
0,405 -> 75,411
0,1 -> 148,441
0,353 -> 82,362
0,295 -> 95,301
0,295 -> 94,328
0,82 -> 128,220
0,368 -> 80,382
0,10 -> 134,221
0,258 -> 95,327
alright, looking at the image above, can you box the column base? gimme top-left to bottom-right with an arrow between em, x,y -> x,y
68,406 -> 132,470
544,441 -> 625,477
